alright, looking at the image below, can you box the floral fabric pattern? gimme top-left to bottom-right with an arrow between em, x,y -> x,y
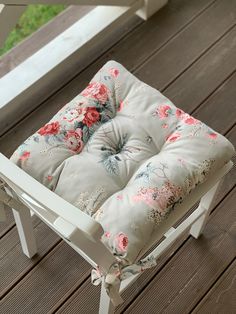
81,82 -> 109,103
10,61 -> 235,306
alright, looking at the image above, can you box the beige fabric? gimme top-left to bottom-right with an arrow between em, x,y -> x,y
11,60 -> 235,266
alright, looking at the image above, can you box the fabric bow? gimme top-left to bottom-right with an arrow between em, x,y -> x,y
91,255 -> 157,306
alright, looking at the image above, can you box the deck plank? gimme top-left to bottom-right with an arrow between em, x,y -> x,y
0,0 -> 217,236
99,0 -> 216,71
54,185 -> 236,314
192,71 -> 236,134
124,187 -> 236,314
53,42 -> 236,314
134,0 -> 236,91
0,12 -> 142,137
48,123 -> 236,314
164,26 -> 236,112
53,15 -> 236,311
0,241 -> 90,314
0,217 -> 60,298
192,259 -> 236,314
0,208 -> 14,238
0,6 -> 93,78
0,0 -> 235,313
0,0 -> 216,156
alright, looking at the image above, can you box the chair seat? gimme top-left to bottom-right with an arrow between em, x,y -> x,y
11,60 -> 234,267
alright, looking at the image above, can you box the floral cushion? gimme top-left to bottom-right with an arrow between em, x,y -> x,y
11,61 -> 235,303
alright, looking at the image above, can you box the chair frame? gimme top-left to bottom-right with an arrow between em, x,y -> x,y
0,152 -> 233,314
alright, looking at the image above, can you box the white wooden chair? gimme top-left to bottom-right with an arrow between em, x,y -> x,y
0,1 -> 234,313
0,152 -> 233,313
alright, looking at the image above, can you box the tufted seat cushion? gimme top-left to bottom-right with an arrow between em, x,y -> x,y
11,61 -> 235,268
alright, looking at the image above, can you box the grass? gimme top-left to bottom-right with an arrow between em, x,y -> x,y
0,5 -> 66,56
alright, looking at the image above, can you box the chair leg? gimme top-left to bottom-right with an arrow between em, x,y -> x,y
190,180 -> 222,239
99,282 -> 116,314
12,206 -> 37,258
136,0 -> 168,20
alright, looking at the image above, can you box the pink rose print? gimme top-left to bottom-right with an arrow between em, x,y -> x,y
63,108 -> 86,123
166,132 -> 181,142
47,175 -> 53,181
133,182 -> 182,213
175,108 -> 184,118
176,109 -> 199,125
83,107 -> 100,127
115,232 -> 128,252
81,82 -> 108,103
109,67 -> 119,78
38,121 -> 60,136
157,105 -> 172,119
207,132 -> 217,139
183,116 -> 199,125
116,194 -> 123,200
65,128 -> 83,153
104,231 -> 111,238
156,194 -> 170,212
19,151 -> 30,161
117,101 -> 124,112
176,108 -> 199,125
133,187 -> 154,207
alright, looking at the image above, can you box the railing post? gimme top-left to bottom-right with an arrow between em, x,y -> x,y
137,0 -> 168,20
0,4 -> 26,48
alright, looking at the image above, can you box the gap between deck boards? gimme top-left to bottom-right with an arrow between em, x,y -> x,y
0,0 -> 235,312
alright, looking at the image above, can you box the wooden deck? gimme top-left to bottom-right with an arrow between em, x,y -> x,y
0,0 -> 236,313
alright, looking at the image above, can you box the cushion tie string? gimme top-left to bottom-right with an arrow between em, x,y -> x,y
91,255 -> 157,306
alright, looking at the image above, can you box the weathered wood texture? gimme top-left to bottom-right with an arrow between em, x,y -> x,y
125,188 -> 236,314
0,0 -> 235,313
192,258 -> 236,314
0,5 -> 93,78
0,7 -> 142,137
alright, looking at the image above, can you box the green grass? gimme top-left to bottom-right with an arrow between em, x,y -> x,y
0,5 -> 66,56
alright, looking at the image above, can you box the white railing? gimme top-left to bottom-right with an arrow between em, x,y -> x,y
0,0 -> 168,136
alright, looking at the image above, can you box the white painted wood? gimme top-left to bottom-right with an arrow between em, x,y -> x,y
2,0 -> 135,5
0,147 -> 232,305
0,2 -> 143,135
21,192 -> 59,224
164,226 -> 176,238
54,216 -> 116,271
189,180 -> 222,239
136,0 -> 168,20
151,207 -> 205,257
99,281 -> 118,314
12,205 -> 37,258
18,191 -> 116,269
0,184 -> 32,212
0,153 -> 104,241
1,185 -> 37,257
120,174 -> 229,294
120,205 -> 206,293
67,233 -> 116,271
0,152 -> 117,270
120,161 -> 233,293
0,4 -> 26,48
136,161 -> 233,261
